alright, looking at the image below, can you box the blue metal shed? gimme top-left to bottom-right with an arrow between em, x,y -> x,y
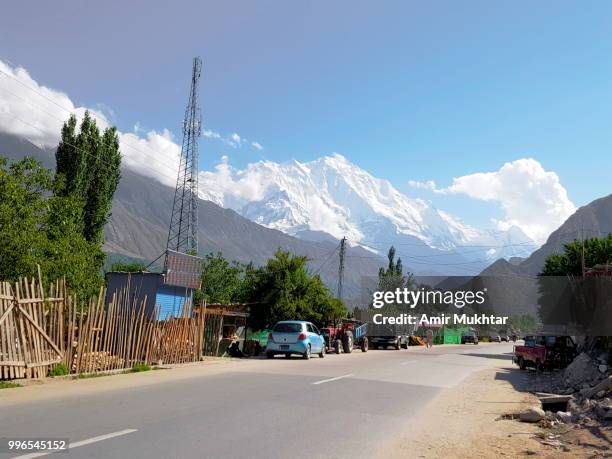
105,250 -> 202,321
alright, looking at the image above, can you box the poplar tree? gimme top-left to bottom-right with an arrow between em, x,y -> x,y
55,111 -> 121,245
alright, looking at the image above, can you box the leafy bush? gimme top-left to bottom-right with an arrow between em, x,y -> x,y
49,363 -> 69,377
129,363 -> 151,373
110,262 -> 147,273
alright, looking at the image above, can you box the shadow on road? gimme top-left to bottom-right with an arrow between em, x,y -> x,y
494,367 -> 532,391
581,425 -> 612,448
463,352 -> 514,361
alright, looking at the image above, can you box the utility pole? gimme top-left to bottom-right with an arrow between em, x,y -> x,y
581,224 -> 586,276
166,57 -> 202,262
337,236 -> 347,301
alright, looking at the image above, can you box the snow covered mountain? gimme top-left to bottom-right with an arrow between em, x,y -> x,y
199,154 -> 537,275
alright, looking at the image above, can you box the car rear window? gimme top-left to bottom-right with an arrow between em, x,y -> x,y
273,323 -> 302,333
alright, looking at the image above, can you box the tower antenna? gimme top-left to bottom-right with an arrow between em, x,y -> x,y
166,57 -> 202,260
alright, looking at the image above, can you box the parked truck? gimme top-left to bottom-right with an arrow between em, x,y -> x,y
513,334 -> 577,370
369,324 -> 407,350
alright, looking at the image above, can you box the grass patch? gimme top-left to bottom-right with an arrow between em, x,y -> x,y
76,372 -> 111,379
0,381 -> 21,389
49,363 -> 69,377
126,363 -> 151,373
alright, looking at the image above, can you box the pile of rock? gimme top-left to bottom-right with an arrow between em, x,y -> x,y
527,351 -> 612,424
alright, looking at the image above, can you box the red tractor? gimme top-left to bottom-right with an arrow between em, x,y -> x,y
321,325 -> 343,354
321,319 -> 369,354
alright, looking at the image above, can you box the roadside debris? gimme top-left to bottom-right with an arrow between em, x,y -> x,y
520,406 -> 545,423
502,345 -> 612,454
564,352 -> 601,387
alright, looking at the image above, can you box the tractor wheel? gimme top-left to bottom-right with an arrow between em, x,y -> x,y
303,344 -> 311,360
343,331 -> 354,354
334,340 -> 341,354
361,337 -> 368,352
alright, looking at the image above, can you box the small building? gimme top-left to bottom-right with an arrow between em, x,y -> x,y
105,250 -> 202,320
193,303 -> 249,356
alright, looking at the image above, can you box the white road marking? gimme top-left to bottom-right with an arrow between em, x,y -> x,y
13,429 -> 138,459
312,374 -> 354,385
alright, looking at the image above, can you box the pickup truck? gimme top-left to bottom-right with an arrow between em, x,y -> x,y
514,335 -> 577,370
461,331 -> 479,344
369,324 -> 407,350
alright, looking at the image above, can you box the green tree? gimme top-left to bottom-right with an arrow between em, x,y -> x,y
540,235 -> 612,276
243,250 -> 347,330
538,235 -> 612,337
377,246 -> 409,291
0,157 -> 51,280
199,252 -> 244,304
374,246 -> 414,310
55,112 -> 121,244
507,314 -> 538,334
0,157 -> 103,300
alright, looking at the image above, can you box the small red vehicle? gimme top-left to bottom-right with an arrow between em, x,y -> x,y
321,319 -> 368,354
513,335 -> 577,370
321,325 -> 343,354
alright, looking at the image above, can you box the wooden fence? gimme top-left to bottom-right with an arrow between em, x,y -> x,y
0,277 -> 206,380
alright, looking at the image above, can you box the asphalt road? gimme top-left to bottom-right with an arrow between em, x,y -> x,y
0,343 -> 515,459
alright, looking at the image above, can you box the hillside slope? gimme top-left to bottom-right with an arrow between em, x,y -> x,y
518,194 -> 612,275
0,133 -> 385,301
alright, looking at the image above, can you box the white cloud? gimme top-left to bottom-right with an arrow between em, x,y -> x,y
408,179 -> 436,190
202,128 -> 263,151
202,128 -> 222,140
0,59 -> 109,147
0,59 -> 263,187
199,155 -> 273,206
433,158 -> 576,242
118,129 -> 180,187
229,133 -> 241,146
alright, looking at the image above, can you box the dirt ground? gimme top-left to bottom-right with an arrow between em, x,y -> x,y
382,365 -> 611,458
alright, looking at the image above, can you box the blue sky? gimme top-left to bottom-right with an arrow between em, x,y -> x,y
1,0 -> 611,233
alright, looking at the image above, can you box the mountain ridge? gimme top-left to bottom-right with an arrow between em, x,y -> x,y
200,153 -> 537,274
0,132 -> 385,302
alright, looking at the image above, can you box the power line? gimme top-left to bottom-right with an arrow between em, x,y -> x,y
359,239 -> 538,249
311,244 -> 340,276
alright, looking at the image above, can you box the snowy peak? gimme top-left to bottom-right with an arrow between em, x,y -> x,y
199,154 -> 537,273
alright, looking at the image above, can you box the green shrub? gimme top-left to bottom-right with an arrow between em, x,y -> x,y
0,381 -> 21,389
129,363 -> 151,373
49,363 -> 69,377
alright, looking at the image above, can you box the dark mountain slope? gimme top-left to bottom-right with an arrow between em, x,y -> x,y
0,133 -> 384,301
